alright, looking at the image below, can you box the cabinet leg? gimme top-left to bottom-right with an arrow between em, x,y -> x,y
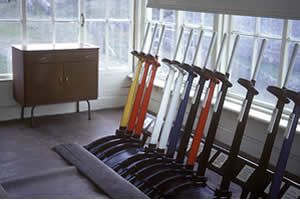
76,101 -> 80,113
21,106 -> 24,120
31,106 -> 36,128
87,100 -> 91,120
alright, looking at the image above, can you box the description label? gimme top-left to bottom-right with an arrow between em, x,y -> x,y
212,152 -> 228,168
282,186 -> 300,199
236,165 -> 255,182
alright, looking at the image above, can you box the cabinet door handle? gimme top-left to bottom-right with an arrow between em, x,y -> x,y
65,76 -> 69,81
59,77 -> 63,85
40,56 -> 49,62
85,55 -> 93,59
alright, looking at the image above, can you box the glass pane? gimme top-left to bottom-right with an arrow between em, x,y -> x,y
229,35 -> 254,96
160,26 -> 176,60
26,0 -> 51,19
85,0 -> 106,19
55,22 -> 79,43
152,8 -> 160,21
0,22 -> 21,74
108,21 -> 130,67
0,0 -> 20,19
260,17 -> 283,37
198,33 -> 213,68
85,21 -> 106,68
147,24 -> 160,56
232,15 -> 256,34
184,11 -> 201,25
286,42 -> 300,109
186,29 -> 200,65
163,9 -> 176,23
108,0 -> 130,19
27,21 -> 53,43
203,13 -> 214,27
291,20 -> 300,40
55,0 -> 78,19
177,29 -> 193,64
158,26 -> 176,80
255,39 -> 281,105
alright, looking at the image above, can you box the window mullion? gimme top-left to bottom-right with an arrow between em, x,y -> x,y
79,0 -> 84,43
105,1 -> 110,69
51,0 -> 55,44
177,10 -> 184,59
21,0 -> 27,44
211,14 -> 222,71
251,17 -> 260,79
279,20 -> 291,87
223,14 -> 231,73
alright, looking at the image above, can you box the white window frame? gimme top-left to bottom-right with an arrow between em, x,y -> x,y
0,0 -> 134,77
140,6 -> 300,119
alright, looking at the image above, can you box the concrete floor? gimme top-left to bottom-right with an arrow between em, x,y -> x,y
0,108 -> 243,198
0,108 -> 122,198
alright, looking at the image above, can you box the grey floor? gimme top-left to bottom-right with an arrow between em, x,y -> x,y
0,108 -> 242,198
0,108 -> 122,198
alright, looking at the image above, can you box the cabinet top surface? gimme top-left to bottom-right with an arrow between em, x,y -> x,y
12,43 -> 99,51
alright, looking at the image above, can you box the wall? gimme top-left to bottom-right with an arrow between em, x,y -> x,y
148,82 -> 300,178
0,71 -> 130,121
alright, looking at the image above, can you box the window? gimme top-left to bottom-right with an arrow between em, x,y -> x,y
145,8 -> 214,80
0,0 -> 133,75
0,0 -> 22,74
144,7 -> 300,114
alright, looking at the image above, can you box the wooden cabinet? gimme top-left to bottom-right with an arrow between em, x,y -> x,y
12,43 -> 99,124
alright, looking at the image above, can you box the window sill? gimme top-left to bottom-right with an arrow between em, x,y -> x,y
0,74 -> 13,82
127,73 -> 300,133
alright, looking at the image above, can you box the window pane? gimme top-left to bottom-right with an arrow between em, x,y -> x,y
147,24 -> 160,56
108,0 -> 130,19
26,0 -> 51,20
198,33 -> 213,68
229,35 -> 254,95
260,18 -> 283,37
108,22 -> 129,67
85,0 -> 106,19
158,26 -> 176,80
186,29 -> 201,65
27,21 -> 53,43
232,16 -> 256,34
55,0 -> 78,20
0,0 -> 20,19
184,11 -> 201,25
255,39 -> 281,105
177,29 -> 193,63
0,22 -> 21,74
203,13 -> 214,27
55,22 -> 79,43
291,20 -> 300,40
160,26 -> 176,60
85,21 -> 106,68
163,9 -> 176,23
151,8 -> 160,21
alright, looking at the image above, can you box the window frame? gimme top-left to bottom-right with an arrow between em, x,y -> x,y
142,6 -> 300,118
0,0 -> 134,76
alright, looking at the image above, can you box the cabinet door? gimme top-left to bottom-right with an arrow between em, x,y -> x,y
63,62 -> 98,101
25,63 -> 64,105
